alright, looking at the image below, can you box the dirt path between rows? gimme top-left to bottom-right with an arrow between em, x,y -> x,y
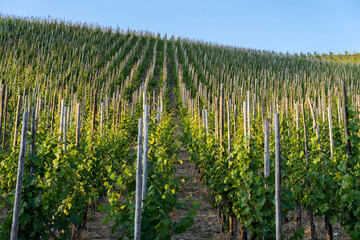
166,50 -> 228,238
170,116 -> 229,240
79,198 -> 117,240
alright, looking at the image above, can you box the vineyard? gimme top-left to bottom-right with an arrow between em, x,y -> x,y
0,16 -> 359,240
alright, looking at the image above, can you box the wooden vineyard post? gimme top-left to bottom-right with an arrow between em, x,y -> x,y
261,97 -> 265,133
157,95 -> 161,123
0,84 -> 5,141
220,83 -> 224,149
105,95 -> 109,122
135,118 -> 143,240
215,98 -> 218,139
63,107 -> 67,152
100,102 -> 104,137
243,101 -> 247,143
2,85 -> 8,150
233,102 -> 237,134
342,80 -> 351,157
112,95 -> 117,131
152,90 -> 156,116
295,102 -> 300,140
143,91 -> 147,113
247,91 -> 251,143
76,103 -> 81,148
142,105 -> 149,204
116,96 -> 121,127
227,100 -> 231,163
274,112 -> 282,240
59,100 -> 65,142
264,118 -> 270,189
66,101 -> 70,128
50,91 -> 57,132
13,94 -> 22,148
301,103 -> 309,168
160,93 -> 163,121
205,109 -> 209,138
253,93 -> 257,120
328,106 -> 334,158
91,89 -> 97,142
10,110 -> 29,240
30,106 -> 36,175
197,95 -> 201,129
89,88 -> 93,119
202,108 -> 206,128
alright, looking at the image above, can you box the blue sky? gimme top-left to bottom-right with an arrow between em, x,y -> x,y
1,0 -> 359,54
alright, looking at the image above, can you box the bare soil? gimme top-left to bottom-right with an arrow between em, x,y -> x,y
77,198 -> 119,240
283,211 -> 349,240
171,141 -> 229,240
